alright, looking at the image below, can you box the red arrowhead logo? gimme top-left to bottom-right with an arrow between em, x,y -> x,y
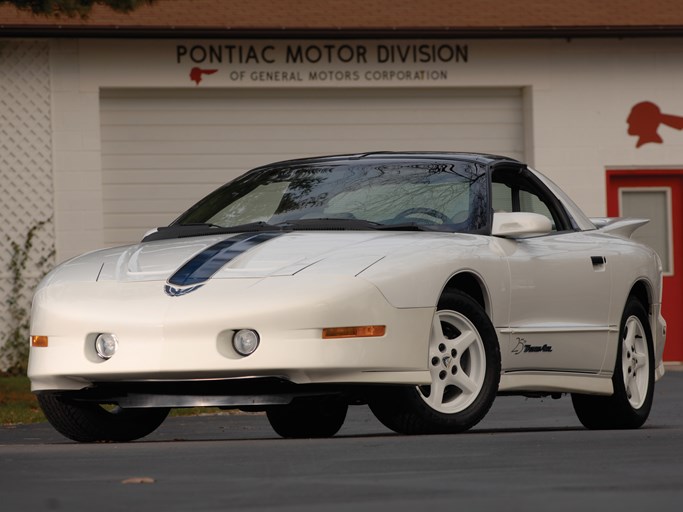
190,67 -> 218,85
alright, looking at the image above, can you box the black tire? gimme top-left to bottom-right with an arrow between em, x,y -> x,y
369,291 -> 501,435
266,398 -> 348,438
37,393 -> 170,442
571,297 -> 655,429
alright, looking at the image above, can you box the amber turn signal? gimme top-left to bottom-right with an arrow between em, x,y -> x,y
31,335 -> 48,347
322,325 -> 386,339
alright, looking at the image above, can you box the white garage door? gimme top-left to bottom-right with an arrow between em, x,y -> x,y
100,88 -> 524,246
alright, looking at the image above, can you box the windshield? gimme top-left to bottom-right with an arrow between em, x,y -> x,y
171,159 -> 488,234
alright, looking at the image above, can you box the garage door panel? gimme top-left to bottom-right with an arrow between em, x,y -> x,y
101,155 -> 257,171
103,169 -> 235,185
103,102 -> 521,129
100,88 -> 523,246
104,213 -> 183,232
103,213 -> 180,228
103,94 -> 524,109
103,184 -> 213,200
103,201 -> 194,219
101,109 -> 521,140
102,125 -> 518,155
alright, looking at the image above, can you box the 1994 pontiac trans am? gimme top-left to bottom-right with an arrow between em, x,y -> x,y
28,152 -> 666,441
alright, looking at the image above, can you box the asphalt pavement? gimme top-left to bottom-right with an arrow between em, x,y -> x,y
1,368 -> 683,512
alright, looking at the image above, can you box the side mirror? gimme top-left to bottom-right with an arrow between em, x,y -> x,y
492,212 -> 553,238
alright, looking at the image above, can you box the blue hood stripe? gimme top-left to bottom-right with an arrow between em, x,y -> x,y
168,232 -> 282,287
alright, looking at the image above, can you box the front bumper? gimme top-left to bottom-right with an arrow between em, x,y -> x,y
28,275 -> 434,391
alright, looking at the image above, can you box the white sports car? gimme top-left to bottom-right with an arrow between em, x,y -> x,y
28,152 -> 666,441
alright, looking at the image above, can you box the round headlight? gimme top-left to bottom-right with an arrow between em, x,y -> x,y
233,329 -> 260,356
95,333 -> 118,360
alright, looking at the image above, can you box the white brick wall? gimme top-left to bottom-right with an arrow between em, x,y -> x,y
0,40 -> 55,358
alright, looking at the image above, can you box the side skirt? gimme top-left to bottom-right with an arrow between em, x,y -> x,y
499,371 -> 614,396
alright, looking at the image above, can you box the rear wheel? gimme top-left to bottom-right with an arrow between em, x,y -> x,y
571,297 -> 655,429
37,394 -> 170,442
266,398 -> 348,438
370,291 -> 501,434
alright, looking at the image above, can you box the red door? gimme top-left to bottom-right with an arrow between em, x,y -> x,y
606,170 -> 683,361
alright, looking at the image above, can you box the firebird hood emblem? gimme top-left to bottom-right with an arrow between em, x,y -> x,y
164,284 -> 204,297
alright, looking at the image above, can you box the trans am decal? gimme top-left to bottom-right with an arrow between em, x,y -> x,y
512,337 -> 553,355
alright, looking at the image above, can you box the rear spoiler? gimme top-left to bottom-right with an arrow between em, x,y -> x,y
590,217 -> 649,239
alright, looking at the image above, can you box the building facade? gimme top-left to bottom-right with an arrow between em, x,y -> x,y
2,1 -> 683,361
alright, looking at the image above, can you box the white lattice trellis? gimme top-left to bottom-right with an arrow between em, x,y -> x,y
0,40 -> 55,364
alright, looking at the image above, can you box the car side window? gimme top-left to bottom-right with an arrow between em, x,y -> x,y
491,169 -> 569,232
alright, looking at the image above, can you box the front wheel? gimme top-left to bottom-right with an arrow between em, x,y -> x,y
37,394 -> 170,442
370,291 -> 501,434
571,297 -> 655,429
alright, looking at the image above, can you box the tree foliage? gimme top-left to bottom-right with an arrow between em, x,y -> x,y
1,0 -> 156,17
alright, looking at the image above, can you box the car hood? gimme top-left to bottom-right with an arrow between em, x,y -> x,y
42,231 -> 454,286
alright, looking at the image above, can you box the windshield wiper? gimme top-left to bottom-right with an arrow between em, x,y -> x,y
141,221 -> 283,242
276,218 -> 436,232
274,218 -> 383,231
373,222 -> 435,231
142,218 -> 439,242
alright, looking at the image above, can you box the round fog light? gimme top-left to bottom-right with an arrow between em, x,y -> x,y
95,333 -> 118,360
233,329 -> 260,356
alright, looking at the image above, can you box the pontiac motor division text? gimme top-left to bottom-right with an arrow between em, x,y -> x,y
177,43 -> 468,65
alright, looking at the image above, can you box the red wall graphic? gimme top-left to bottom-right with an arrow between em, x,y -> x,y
627,101 -> 683,147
